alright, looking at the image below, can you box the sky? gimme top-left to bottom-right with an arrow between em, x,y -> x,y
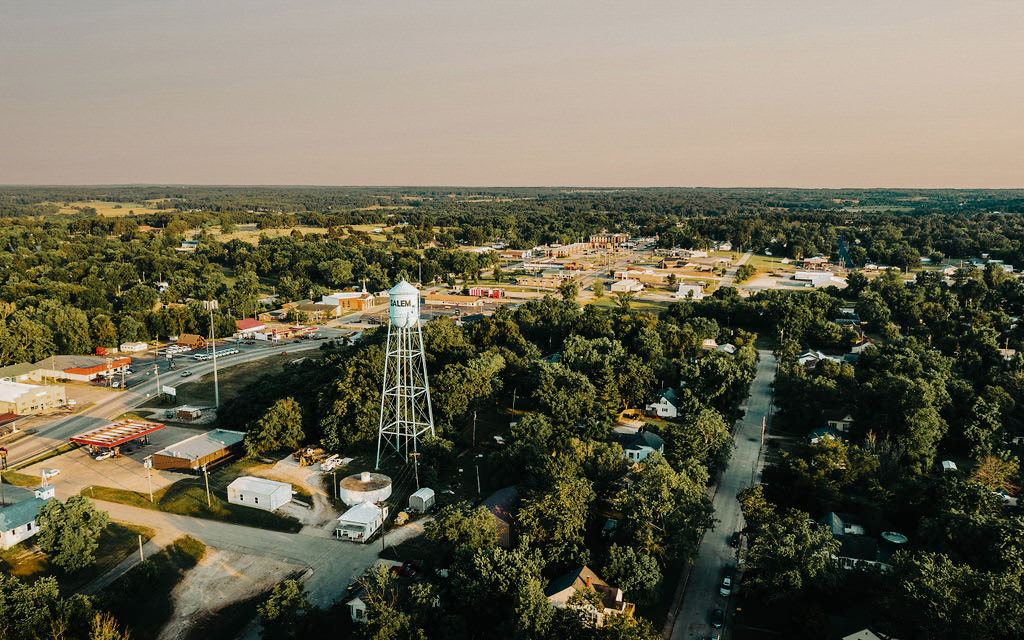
1,0 -> 1022,187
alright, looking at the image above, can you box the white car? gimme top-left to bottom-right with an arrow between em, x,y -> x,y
719,576 -> 732,597
94,450 -> 114,461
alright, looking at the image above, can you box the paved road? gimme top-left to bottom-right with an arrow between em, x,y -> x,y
4,334 -> 344,468
719,251 -> 754,287
669,350 -> 776,640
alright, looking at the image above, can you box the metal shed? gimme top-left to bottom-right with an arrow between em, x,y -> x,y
408,487 -> 435,512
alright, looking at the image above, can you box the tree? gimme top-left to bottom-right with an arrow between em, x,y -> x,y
89,613 -> 133,640
558,280 -> 579,302
258,579 -> 312,640
245,397 -> 304,457
35,496 -> 110,572
352,565 -> 425,640
424,503 -> 498,569
0,574 -> 96,640
518,477 -> 595,568
738,489 -> 839,601
601,543 -> 662,605
593,279 -> 605,299
734,264 -> 756,283
971,454 -> 1020,491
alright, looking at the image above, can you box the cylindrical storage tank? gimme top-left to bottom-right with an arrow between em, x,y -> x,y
338,471 -> 393,506
388,280 -> 420,328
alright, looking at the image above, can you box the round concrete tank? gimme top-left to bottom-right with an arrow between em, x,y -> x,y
388,280 -> 419,329
338,470 -> 393,506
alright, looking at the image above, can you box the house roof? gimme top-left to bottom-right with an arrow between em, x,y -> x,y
154,429 -> 245,461
35,355 -> 128,371
807,426 -> 841,441
0,412 -> 23,427
613,429 -> 665,452
481,486 -> 519,525
836,534 -> 884,563
819,511 -> 863,536
545,565 -> 623,611
178,333 -> 204,343
337,502 -> 382,526
235,319 -> 265,331
0,491 -> 51,532
228,476 -> 291,495
0,362 -> 39,379
655,388 -> 678,405
823,409 -> 854,422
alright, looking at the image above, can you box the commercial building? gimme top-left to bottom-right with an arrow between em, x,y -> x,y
294,302 -> 340,322
610,279 -> 643,293
589,233 -> 629,248
794,271 -> 835,286
321,291 -> 377,311
673,283 -> 705,300
423,294 -> 488,309
32,355 -> 131,382
151,428 -> 246,472
119,341 -> 149,353
227,477 -> 293,512
0,362 -> 40,383
335,502 -> 388,542
613,269 -> 668,285
257,309 -> 289,323
468,287 -> 505,298
499,248 -> 533,260
0,485 -> 55,550
0,381 -> 66,415
235,319 -> 267,336
176,334 -> 206,350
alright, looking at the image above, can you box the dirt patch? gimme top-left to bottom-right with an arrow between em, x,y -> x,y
157,549 -> 306,640
247,456 -> 341,535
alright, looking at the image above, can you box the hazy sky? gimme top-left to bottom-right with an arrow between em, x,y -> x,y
2,0 -> 1022,187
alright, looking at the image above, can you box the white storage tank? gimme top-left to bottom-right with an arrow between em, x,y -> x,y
338,471 -> 393,506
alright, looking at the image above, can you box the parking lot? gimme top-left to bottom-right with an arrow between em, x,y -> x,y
21,424 -> 210,498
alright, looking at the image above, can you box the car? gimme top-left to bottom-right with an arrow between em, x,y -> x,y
281,351 -> 287,355
111,380 -> 120,388
94,450 -> 114,461
125,369 -> 135,375
180,370 -> 193,377
719,576 -> 732,597
729,531 -> 741,548
710,608 -> 724,629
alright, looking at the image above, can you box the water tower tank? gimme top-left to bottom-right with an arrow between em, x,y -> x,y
388,280 -> 420,329
338,470 -> 393,506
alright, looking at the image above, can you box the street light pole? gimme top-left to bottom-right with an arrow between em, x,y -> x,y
204,300 -> 220,408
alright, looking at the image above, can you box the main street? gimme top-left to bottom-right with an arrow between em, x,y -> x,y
4,329 -> 349,468
669,350 -> 776,640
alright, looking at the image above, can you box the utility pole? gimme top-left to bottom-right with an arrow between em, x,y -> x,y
471,411 -> 477,447
153,364 -> 161,402
333,471 -> 337,500
204,300 -> 220,408
410,452 -> 420,490
144,456 -> 154,502
138,535 -> 144,561
203,465 -> 211,507
475,465 -> 481,495
512,388 -> 517,414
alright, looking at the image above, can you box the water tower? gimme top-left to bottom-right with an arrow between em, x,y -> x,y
376,280 -> 435,468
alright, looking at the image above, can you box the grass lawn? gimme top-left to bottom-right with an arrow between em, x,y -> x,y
212,224 -> 329,243
46,200 -> 173,217
587,296 -> 672,314
82,458 -> 302,533
0,521 -> 154,593
2,470 -> 41,487
746,253 -> 797,273
100,536 -> 206,640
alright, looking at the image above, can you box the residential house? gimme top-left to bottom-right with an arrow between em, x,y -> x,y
824,409 -> 854,434
819,512 -> 892,572
481,486 -> 519,548
716,343 -> 737,354
0,484 -> 55,550
807,426 -> 841,444
294,302 -> 339,322
545,566 -> 634,627
612,429 -> 665,463
257,308 -> 289,323
645,389 -> 680,419
335,502 -> 388,543
798,350 -> 842,368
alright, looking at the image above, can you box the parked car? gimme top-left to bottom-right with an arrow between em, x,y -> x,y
94,450 -> 114,461
111,380 -> 120,388
180,370 -> 193,377
719,575 -> 732,597
710,608 -> 724,629
729,531 -> 741,548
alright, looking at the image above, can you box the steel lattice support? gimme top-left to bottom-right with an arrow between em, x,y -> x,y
375,319 -> 435,468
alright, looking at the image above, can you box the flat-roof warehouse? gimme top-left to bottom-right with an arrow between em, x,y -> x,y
151,428 -> 246,472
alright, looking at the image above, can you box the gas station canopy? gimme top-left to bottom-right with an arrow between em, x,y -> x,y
70,419 -> 165,448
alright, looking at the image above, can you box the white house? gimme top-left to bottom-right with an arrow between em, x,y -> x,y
645,389 -> 679,418
0,485 -> 54,550
612,429 -> 665,463
672,283 -> 704,300
336,502 -> 388,542
825,410 -> 854,433
226,477 -> 293,512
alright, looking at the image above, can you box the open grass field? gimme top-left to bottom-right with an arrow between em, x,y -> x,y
0,521 -> 155,593
587,296 -> 673,314
45,200 -> 174,217
81,458 -> 303,532
211,223 -> 329,243
746,253 -> 797,273
100,535 -> 206,640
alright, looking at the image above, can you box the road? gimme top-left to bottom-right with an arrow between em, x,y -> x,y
4,332 -> 347,467
669,350 -> 776,640
719,251 -> 754,287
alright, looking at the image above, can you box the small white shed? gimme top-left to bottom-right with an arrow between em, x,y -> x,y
941,460 -> 958,473
227,476 -> 293,512
335,503 -> 388,543
409,487 -> 435,513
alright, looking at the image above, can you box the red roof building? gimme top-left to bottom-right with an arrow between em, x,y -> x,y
235,318 -> 266,334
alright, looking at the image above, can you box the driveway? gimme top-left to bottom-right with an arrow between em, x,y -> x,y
669,350 -> 776,640
719,251 -> 753,287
